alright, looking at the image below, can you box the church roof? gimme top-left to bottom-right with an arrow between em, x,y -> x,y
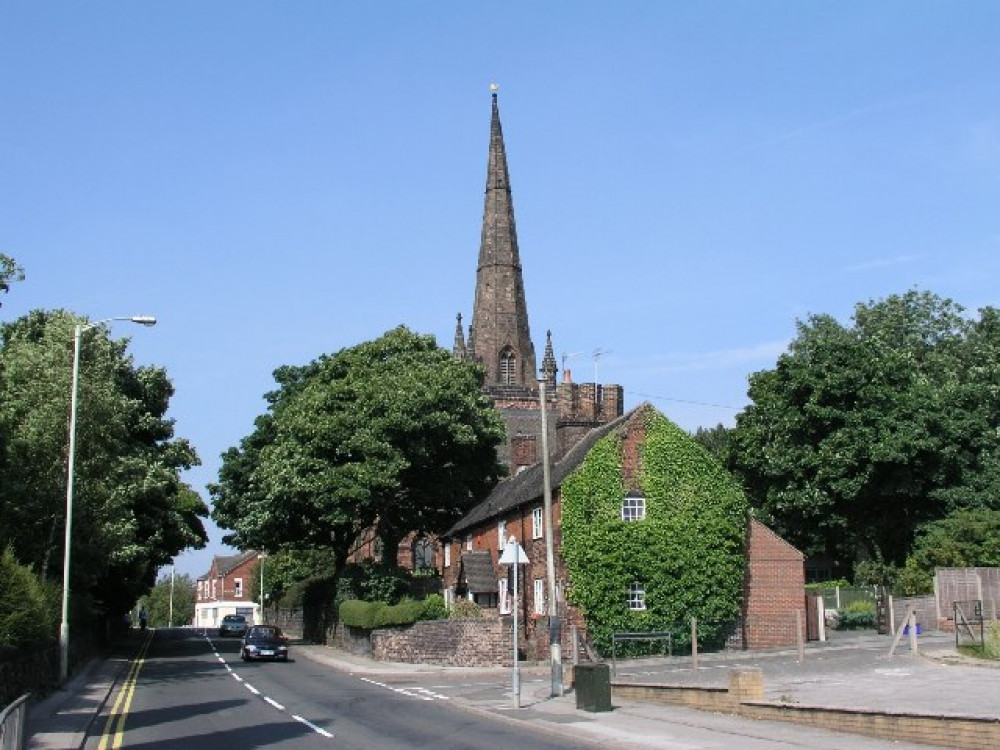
446,404 -> 649,538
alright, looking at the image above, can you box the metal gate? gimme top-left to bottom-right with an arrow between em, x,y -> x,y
954,600 -> 984,648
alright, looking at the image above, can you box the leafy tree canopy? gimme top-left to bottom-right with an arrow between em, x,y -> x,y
0,309 -> 208,619
692,423 -> 732,465
0,253 -> 24,307
140,572 -> 197,627
211,326 -> 504,575
731,290 -> 1000,570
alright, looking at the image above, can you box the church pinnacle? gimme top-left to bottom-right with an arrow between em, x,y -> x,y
467,87 -> 538,388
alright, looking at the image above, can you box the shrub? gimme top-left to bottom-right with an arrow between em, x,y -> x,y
337,561 -> 409,605
835,601 -> 876,630
339,597 -> 447,628
985,623 -> 1000,660
420,594 -> 448,621
0,547 -> 58,647
449,599 -> 482,619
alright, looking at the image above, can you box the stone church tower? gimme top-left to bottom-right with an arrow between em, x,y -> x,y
455,89 -> 624,472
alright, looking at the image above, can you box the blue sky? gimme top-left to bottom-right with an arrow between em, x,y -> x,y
3,2 -> 998,579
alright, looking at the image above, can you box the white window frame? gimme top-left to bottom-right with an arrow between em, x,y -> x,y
211,579 -> 217,599
498,578 -> 510,615
628,581 -> 646,611
234,578 -> 243,598
497,520 -> 507,550
465,534 -> 473,551
533,578 -> 546,615
532,506 -> 543,539
444,543 -> 451,568
621,495 -> 646,522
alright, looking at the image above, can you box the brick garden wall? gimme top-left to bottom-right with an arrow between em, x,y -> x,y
743,520 -> 805,649
371,619 -> 508,667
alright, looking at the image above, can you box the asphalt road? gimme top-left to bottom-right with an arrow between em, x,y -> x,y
82,628 -> 592,750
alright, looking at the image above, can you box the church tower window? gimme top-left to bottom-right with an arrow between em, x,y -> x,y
499,348 -> 517,385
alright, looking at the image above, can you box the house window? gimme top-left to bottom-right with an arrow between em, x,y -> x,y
628,582 -> 646,611
444,543 -> 451,567
234,578 -> 243,598
497,520 -> 507,550
465,533 -> 473,551
621,495 -> 646,522
499,348 -> 517,385
373,537 -> 384,561
412,537 -> 434,570
532,507 -> 543,539
498,578 -> 510,614
533,578 -> 546,615
211,579 -> 217,599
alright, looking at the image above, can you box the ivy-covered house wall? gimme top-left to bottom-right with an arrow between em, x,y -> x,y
442,403 -> 805,661
561,405 -> 748,653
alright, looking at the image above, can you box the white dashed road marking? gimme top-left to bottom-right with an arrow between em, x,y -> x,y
203,634 -> 332,740
294,715 -> 335,738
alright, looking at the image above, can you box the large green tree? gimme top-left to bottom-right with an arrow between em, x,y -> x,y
0,309 -> 208,620
140,572 -> 197,627
731,290 -> 1000,570
211,326 -> 504,575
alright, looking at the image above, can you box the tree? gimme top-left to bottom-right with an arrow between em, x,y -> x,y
0,254 -> 24,307
730,290 -> 1000,570
0,309 -> 208,622
141,572 -> 197,627
248,547 -> 340,607
691,423 -> 732,465
211,326 -> 504,577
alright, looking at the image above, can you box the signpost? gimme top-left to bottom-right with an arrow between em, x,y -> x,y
499,536 -> 528,708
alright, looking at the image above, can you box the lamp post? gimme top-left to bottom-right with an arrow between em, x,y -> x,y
61,315 -> 156,683
538,377 -> 563,696
168,564 -> 175,628
259,552 -> 267,625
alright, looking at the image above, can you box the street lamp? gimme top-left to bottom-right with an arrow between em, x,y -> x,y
259,551 -> 267,625
538,376 -> 563,697
60,315 -> 156,683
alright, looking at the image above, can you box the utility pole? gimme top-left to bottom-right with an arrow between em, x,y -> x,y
539,377 -> 563,696
168,564 -> 175,627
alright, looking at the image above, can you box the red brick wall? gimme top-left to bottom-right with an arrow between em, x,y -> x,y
511,435 -> 538,471
743,520 -> 805,649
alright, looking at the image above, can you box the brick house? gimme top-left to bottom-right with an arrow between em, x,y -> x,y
440,404 -> 806,656
194,551 -> 261,629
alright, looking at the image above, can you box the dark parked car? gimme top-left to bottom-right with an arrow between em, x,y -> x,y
241,625 -> 289,662
218,614 -> 248,637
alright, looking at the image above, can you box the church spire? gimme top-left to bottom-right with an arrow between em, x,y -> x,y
468,85 -> 537,388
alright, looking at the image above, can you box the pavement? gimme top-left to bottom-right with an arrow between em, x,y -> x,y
24,628 -> 1000,749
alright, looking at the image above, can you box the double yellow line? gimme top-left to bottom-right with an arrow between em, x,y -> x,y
98,629 -> 154,749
